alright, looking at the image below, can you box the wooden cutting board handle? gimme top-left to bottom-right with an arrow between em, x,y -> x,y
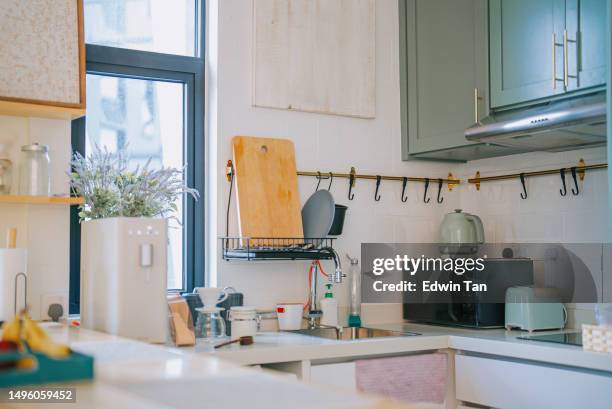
6,227 -> 17,248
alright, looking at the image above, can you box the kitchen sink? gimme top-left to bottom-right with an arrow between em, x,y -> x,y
289,326 -> 420,340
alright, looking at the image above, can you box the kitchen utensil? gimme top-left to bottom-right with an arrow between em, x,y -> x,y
301,190 -> 335,239
194,306 -> 227,341
194,287 -> 228,307
218,287 -> 243,336
347,254 -> 361,327
328,204 -> 348,236
0,158 -> 12,194
276,303 -> 304,330
214,335 -> 254,349
167,295 -> 195,346
439,209 -> 485,244
228,306 -> 258,340
232,136 -> 303,242
505,286 -> 566,332
0,249 -> 27,323
6,228 -> 16,249
18,143 -> 50,196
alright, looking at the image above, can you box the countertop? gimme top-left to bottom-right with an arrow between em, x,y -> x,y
193,323 -> 612,373
0,323 -> 404,409
3,321 -> 611,409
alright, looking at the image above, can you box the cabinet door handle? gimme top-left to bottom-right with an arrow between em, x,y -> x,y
563,30 -> 577,88
552,33 -> 557,89
552,33 -> 565,89
563,30 -> 569,88
474,88 -> 483,124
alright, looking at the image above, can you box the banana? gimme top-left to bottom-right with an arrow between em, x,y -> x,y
23,315 -> 71,359
1,313 -> 23,345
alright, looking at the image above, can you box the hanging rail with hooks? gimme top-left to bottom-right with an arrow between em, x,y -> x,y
468,159 -> 607,198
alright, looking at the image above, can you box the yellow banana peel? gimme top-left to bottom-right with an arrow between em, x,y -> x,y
23,315 -> 71,359
1,313 -> 23,345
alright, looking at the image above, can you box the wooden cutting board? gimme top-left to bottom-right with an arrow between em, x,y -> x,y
232,136 -> 304,240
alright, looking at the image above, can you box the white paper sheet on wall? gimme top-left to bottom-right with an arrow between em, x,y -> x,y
253,0 -> 376,119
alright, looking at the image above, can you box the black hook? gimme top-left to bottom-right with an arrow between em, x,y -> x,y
374,175 -> 382,201
348,172 -> 355,200
401,177 -> 408,202
570,167 -> 579,195
436,179 -> 444,203
423,178 -> 431,203
327,172 -> 333,191
315,171 -> 323,192
559,168 -> 567,196
519,173 -> 527,199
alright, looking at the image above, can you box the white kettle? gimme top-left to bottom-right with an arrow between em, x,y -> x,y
439,209 -> 485,244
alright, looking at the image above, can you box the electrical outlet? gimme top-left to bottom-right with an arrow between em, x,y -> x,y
40,294 -> 66,321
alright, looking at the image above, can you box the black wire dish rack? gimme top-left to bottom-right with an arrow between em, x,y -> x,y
220,237 -> 336,261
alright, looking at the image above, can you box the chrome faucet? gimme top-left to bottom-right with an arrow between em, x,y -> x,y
307,247 -> 345,329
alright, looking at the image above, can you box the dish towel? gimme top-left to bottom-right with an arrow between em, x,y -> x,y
355,353 -> 447,404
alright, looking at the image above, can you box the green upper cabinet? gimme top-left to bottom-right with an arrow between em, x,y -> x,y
400,0 -> 527,161
489,0 -> 566,108
565,0 -> 607,91
490,0 -> 606,109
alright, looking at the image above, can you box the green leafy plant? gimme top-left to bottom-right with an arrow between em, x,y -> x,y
68,146 -> 199,221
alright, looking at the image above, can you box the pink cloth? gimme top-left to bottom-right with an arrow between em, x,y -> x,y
355,353 -> 447,403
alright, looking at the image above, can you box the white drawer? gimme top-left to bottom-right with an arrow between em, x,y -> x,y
455,354 -> 612,409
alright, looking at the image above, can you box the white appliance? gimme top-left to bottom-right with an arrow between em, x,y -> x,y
80,217 -> 168,343
0,248 -> 27,322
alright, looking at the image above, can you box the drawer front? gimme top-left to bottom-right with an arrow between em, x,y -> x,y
455,354 -> 612,409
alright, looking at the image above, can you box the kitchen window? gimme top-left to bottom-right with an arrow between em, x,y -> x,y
69,0 -> 204,313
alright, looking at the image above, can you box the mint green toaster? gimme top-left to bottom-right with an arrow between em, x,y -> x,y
505,286 -> 566,332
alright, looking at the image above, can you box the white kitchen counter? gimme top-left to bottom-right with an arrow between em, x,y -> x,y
194,323 -> 612,373
0,323 -> 402,409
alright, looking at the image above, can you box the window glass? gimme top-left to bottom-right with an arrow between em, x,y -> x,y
84,0 -> 197,56
85,74 -> 185,289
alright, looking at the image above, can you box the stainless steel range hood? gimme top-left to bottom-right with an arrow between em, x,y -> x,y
465,92 -> 606,152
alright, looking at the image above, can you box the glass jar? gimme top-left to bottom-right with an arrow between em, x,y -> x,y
194,307 -> 227,342
228,306 -> 259,340
19,143 -> 50,196
0,158 -> 12,194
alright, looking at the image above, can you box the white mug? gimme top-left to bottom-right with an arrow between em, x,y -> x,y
276,303 -> 304,330
194,287 -> 228,306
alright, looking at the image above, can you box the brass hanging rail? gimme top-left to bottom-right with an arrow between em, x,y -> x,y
468,159 -> 607,190
297,169 -> 460,188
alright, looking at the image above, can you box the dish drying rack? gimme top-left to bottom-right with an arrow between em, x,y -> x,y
220,237 -> 336,261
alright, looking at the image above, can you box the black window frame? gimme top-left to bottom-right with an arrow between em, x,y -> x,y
69,3 -> 205,314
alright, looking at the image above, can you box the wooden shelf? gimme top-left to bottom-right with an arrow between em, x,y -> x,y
0,100 -> 85,120
0,195 -> 84,205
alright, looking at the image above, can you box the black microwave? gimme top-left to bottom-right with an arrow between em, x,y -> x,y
403,258 -> 533,328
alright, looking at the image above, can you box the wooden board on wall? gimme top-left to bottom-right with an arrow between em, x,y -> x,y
232,136 -> 304,240
253,0 -> 376,118
0,0 -> 84,108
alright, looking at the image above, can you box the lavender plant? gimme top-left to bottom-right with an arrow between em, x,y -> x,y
68,146 -> 199,221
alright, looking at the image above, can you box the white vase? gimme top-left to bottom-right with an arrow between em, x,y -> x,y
80,217 -> 168,343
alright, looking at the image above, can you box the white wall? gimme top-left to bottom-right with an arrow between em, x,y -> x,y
208,0 -> 455,317
208,0 -> 610,328
0,116 -> 71,320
